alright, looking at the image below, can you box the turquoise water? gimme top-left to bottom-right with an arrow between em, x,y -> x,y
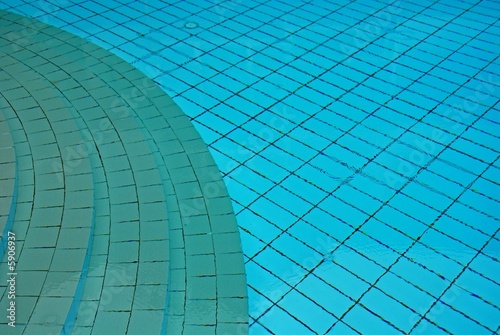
1,0 -> 500,334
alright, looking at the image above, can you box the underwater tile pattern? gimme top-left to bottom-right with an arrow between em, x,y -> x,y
1,0 -> 500,334
0,10 -> 247,335
0,109 -> 16,242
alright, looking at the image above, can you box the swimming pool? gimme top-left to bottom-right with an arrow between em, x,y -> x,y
0,0 -> 499,334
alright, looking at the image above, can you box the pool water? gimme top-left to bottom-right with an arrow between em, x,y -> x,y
0,0 -> 499,334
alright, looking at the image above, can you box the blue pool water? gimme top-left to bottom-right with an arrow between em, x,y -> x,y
1,0 -> 499,334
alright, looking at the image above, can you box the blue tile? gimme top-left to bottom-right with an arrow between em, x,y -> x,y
254,247 -> 307,287
447,284 -> 500,332
239,228 -> 266,259
343,304 -> 402,335
329,100 -> 367,124
248,322 -> 272,335
278,289 -> 337,334
406,242 -> 463,280
302,116 -> 345,140
225,177 -> 260,207
192,120 -> 221,145
197,81 -> 233,102
401,183 -> 452,211
336,184 -> 382,215
239,87 -> 275,109
211,137 -> 253,163
459,190 -> 499,219
271,233 -> 321,271
169,66 -> 204,85
389,193 -> 440,224
281,175 -> 326,205
427,301 -> 492,335
258,306 -> 312,335
228,128 -> 266,153
260,145 -> 303,172
323,143 -> 368,168
251,197 -> 297,231
246,260 -> 290,303
427,158 -> 477,187
289,126 -> 331,151
265,186 -> 311,218
183,88 -> 219,109
377,271 -> 434,313
274,135 -> 317,161
229,156 -> 269,182
245,155 -> 289,185
288,219 -> 340,256
391,257 -> 448,298
447,202 -> 499,236
314,261 -> 369,302
411,319 -> 450,335
174,96 -> 204,118
326,321 -> 359,335
297,273 -> 353,318
247,286 -> 273,320
120,41 -> 152,59
377,186 -> 424,228
319,195 -> 368,229
237,209 -> 281,244
350,174 -> 395,202
335,244 -> 386,283
361,288 -> 418,333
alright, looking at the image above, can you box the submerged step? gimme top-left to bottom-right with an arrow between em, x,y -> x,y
0,9 -> 248,335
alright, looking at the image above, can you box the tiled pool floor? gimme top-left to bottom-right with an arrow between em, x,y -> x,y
1,0 -> 500,334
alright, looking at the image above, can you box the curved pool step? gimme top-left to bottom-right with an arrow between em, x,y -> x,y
0,42 -> 97,335
0,105 -> 16,253
0,9 -> 248,335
